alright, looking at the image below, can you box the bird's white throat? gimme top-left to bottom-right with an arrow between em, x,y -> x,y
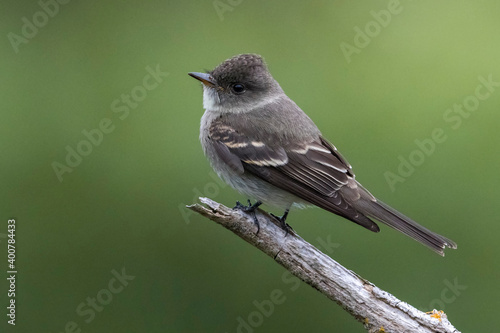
202,86 -> 283,114
202,86 -> 221,111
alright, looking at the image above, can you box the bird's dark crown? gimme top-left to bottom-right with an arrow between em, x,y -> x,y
210,54 -> 272,91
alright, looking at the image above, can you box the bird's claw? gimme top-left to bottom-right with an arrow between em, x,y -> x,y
233,200 -> 262,234
270,209 -> 293,236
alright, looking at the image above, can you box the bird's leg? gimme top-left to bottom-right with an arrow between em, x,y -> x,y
271,209 -> 292,236
233,200 -> 262,234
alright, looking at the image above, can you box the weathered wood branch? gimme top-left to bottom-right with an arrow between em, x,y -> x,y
187,197 -> 460,333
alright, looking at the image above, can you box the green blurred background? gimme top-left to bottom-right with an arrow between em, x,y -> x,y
1,1 -> 499,332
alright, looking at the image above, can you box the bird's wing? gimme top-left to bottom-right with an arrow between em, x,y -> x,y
209,118 -> 380,232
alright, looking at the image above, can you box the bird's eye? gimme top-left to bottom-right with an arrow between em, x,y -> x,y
231,83 -> 246,94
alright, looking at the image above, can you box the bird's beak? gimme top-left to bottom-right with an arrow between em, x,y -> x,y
188,72 -> 216,88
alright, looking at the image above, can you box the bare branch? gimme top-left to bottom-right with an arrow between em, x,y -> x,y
187,197 -> 460,333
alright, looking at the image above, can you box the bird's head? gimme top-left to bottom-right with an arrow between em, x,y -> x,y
189,54 -> 282,113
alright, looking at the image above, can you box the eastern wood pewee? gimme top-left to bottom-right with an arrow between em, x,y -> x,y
189,54 -> 456,256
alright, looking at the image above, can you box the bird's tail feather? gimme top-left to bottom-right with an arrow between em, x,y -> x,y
354,198 -> 457,256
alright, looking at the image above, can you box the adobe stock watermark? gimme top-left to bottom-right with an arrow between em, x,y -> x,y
232,235 -> 339,333
54,267 -> 135,333
340,0 -> 412,64
7,0 -> 72,54
180,170 -> 229,224
51,64 -> 168,182
213,0 -> 244,21
384,74 -> 499,192
420,277 -> 467,312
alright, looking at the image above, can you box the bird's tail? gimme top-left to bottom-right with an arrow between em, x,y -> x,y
353,196 -> 457,256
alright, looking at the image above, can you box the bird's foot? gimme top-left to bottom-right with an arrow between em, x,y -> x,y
270,209 -> 293,236
233,200 -> 262,234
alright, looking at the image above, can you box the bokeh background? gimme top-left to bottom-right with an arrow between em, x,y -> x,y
1,1 -> 499,332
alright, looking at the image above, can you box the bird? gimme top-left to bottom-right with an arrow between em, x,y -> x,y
188,54 -> 457,256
